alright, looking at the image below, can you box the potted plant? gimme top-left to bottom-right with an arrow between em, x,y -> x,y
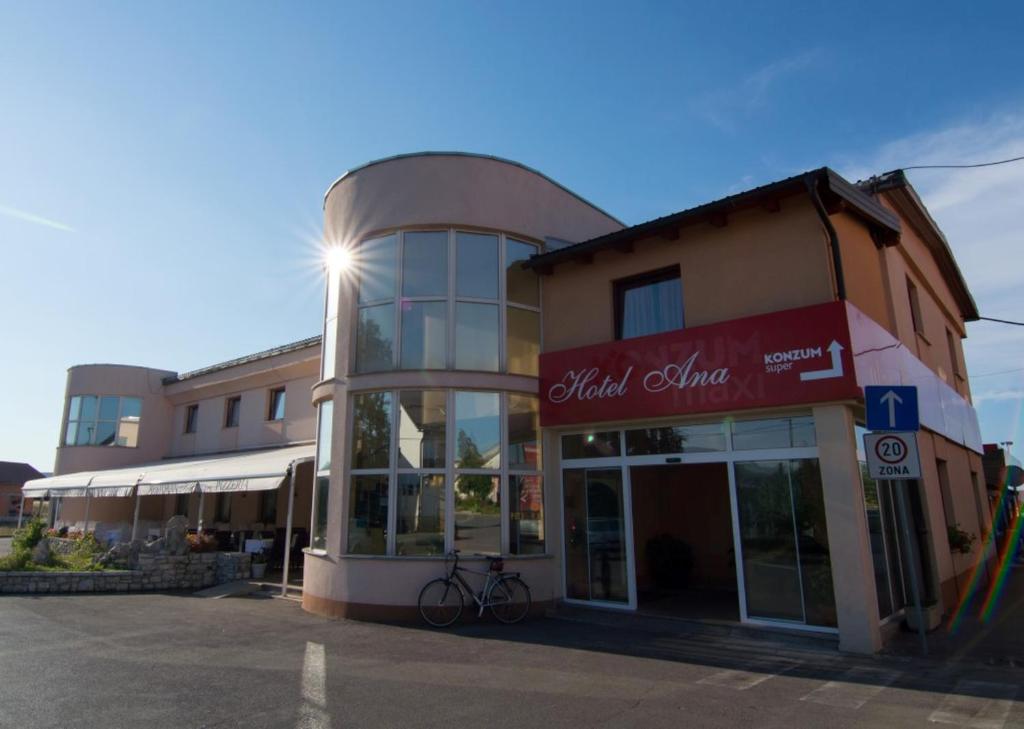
947,524 -> 976,555
251,549 -> 268,579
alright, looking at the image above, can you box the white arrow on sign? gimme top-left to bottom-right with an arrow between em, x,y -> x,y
799,340 -> 844,382
880,389 -> 903,428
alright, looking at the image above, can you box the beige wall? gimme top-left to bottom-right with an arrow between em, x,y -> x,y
833,211 -> 895,334
874,196 -> 971,401
541,198 -> 835,351
167,353 -> 319,457
54,365 -> 176,476
324,153 -> 622,249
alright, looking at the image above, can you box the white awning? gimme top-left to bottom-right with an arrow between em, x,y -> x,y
22,472 -> 93,498
138,444 -> 314,494
23,444 -> 315,498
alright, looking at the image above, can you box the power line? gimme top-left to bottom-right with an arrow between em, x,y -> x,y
977,316 -> 1024,327
899,154 -> 1024,171
970,367 -> 1024,379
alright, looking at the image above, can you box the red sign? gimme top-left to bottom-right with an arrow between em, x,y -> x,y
539,301 -> 861,427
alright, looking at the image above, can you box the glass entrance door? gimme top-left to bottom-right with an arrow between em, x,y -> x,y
563,468 -> 629,604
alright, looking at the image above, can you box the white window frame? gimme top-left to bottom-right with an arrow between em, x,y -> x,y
556,413 -> 838,635
63,394 -> 144,448
350,227 -> 542,376
346,388 -> 543,558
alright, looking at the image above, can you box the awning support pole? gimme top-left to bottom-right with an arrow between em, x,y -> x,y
282,466 -> 298,596
83,491 -> 92,534
17,495 -> 25,529
197,488 -> 205,532
130,489 -> 142,542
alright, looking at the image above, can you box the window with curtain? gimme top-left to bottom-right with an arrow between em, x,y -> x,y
613,266 -> 683,340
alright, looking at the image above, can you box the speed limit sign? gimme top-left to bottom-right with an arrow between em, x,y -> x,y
864,432 -> 921,479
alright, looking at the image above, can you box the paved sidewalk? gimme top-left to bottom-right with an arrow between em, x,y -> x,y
886,563 -> 1024,667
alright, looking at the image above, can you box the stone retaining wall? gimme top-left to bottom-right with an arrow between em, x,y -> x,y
0,552 -> 251,594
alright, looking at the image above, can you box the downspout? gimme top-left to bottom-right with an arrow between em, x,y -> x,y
804,174 -> 846,301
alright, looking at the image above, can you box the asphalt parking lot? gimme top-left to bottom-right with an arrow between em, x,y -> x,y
1,592 -> 1022,729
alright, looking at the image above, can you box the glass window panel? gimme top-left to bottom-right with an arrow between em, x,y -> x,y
619,276 -> 683,339
322,320 -> 336,378
95,421 -> 116,446
98,396 -> 119,422
563,469 -> 590,599
625,423 -> 726,455
316,401 -> 334,472
402,231 -> 448,298
508,394 -> 540,470
64,421 -> 78,446
225,397 -> 240,428
791,416 -> 817,447
454,475 -> 500,555
731,419 -> 793,450
312,475 -> 330,551
506,307 -> 540,376
76,421 -> 95,445
455,391 -> 500,469
185,405 -> 198,434
396,474 -> 445,556
355,303 -> 395,373
400,301 -> 447,370
116,416 -> 139,447
120,397 -> 142,419
455,303 -> 499,371
215,493 -> 231,523
68,396 -> 82,421
260,490 -> 278,525
879,481 -> 908,610
456,231 -> 498,299
269,389 -> 286,421
78,395 -> 97,422
585,469 -> 629,602
325,268 -> 339,318
357,234 -> 397,304
509,475 -> 544,555
735,460 -> 804,622
398,390 -> 446,469
790,459 -> 836,627
506,239 -> 539,307
862,467 -> 895,619
351,392 -> 392,469
561,432 -> 620,460
347,475 -> 389,555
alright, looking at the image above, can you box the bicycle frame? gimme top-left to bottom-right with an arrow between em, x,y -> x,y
445,552 -> 513,617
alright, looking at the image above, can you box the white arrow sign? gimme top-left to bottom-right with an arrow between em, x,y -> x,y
799,340 -> 844,382
880,389 -> 903,429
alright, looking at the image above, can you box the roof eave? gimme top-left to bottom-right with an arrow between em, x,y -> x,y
525,167 -> 901,272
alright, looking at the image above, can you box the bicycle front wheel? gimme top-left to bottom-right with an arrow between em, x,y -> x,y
489,576 -> 531,624
418,578 -> 464,627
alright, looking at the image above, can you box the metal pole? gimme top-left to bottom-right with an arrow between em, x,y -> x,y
130,489 -> 142,541
17,495 -> 25,529
83,491 -> 92,534
895,479 -> 928,656
281,466 -> 298,596
197,489 -> 205,533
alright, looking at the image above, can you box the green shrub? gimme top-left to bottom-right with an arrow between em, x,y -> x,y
0,549 -> 32,571
11,519 -> 46,552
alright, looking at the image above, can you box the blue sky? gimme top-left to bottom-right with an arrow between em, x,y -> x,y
2,2 -> 1023,471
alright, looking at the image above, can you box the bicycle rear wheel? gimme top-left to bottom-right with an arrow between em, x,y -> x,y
489,576 -> 531,624
418,578 -> 464,627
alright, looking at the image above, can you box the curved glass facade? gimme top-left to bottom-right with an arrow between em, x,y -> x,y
351,228 -> 541,376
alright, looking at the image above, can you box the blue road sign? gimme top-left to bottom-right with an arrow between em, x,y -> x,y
865,385 -> 919,432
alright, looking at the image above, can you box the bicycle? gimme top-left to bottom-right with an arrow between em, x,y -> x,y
418,550 -> 532,627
